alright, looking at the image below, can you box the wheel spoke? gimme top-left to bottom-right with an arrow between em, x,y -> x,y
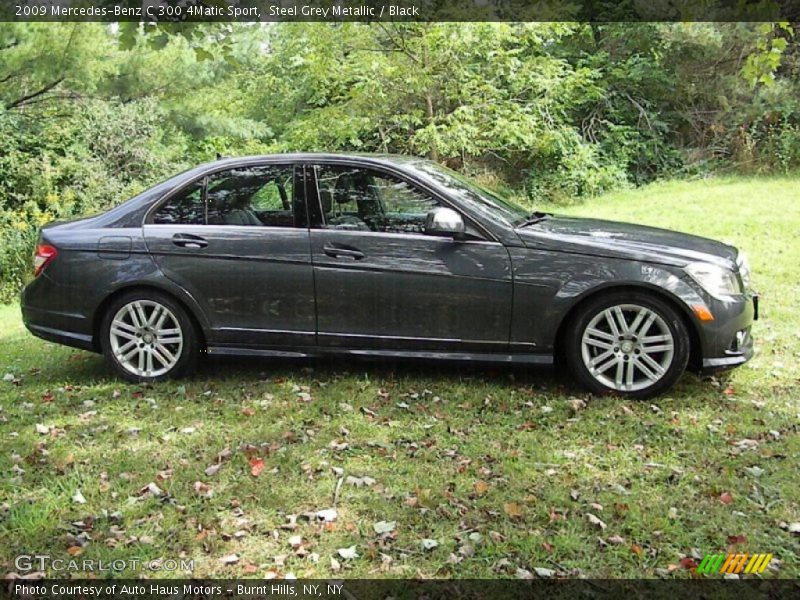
116,339 -> 137,355
628,307 -> 649,337
111,326 -> 137,341
127,305 -> 142,328
625,359 -> 635,387
134,302 -> 149,329
152,344 -> 175,367
614,359 -> 625,387
613,306 -> 629,334
641,343 -> 673,354
147,305 -> 162,327
583,327 -> 614,350
639,352 -> 666,376
603,309 -> 622,338
633,356 -> 658,381
146,350 -> 154,375
121,344 -> 140,362
593,353 -> 619,375
137,349 -> 146,373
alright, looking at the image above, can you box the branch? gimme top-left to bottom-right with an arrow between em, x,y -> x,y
6,77 -> 65,109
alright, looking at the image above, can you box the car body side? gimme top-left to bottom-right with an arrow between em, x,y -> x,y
21,154 -> 755,372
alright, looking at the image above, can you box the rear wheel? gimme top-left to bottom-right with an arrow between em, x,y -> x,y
564,292 -> 690,399
101,290 -> 199,382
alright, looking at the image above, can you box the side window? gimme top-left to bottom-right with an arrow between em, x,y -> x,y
314,165 -> 440,234
207,166 -> 296,227
153,180 -> 205,225
153,165 -> 301,227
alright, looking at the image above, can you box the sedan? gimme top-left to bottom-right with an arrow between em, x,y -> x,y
21,154 -> 757,398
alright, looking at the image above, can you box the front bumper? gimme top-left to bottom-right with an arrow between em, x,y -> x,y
698,292 -> 758,374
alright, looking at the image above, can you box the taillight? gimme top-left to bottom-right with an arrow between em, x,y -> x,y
33,244 -> 58,277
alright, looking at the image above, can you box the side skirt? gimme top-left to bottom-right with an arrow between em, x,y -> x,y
206,345 -> 554,365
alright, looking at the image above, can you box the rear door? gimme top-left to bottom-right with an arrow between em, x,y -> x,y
307,162 -> 513,352
143,163 -> 316,348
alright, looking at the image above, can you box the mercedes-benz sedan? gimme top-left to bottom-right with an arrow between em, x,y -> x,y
21,154 -> 757,398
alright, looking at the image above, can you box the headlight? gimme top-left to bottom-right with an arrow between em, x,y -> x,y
736,251 -> 751,289
685,262 -> 743,299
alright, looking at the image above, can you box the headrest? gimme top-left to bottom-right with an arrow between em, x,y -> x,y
319,187 -> 333,212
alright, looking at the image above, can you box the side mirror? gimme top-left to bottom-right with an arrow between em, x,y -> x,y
425,207 -> 465,238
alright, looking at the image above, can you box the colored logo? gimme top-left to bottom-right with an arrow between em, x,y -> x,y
697,553 -> 773,575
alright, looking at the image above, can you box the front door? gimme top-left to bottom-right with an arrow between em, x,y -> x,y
143,163 -> 316,348
307,163 -> 513,352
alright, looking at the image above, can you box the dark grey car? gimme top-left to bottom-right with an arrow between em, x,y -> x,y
21,154 -> 757,398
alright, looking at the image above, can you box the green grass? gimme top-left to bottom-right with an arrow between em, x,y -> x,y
1,175 -> 798,579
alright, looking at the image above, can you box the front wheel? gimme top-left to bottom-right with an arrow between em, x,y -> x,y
564,292 -> 690,399
100,290 -> 199,383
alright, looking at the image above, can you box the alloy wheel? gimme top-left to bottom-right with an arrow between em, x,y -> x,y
108,300 -> 184,378
580,303 -> 675,392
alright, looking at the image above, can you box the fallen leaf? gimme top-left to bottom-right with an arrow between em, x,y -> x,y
241,407 -> 256,417
330,557 -> 341,572
727,534 -> 747,545
586,513 -> 607,530
719,492 -> 733,505
631,543 -> 643,556
72,490 -> 86,504
503,502 -> 523,518
533,567 -> 555,578
35,424 -> 50,435
516,568 -> 534,579
608,535 -> 625,545
373,521 -> 396,535
66,546 -> 83,557
316,508 -> 338,522
249,457 -> 265,477
288,535 -> 303,549
337,545 -> 358,560
242,564 -> 258,574
219,554 -> 239,565
420,538 -> 439,550
474,481 -> 490,495
204,464 -> 221,477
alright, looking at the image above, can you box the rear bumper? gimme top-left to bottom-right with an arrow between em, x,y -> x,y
21,276 -> 96,352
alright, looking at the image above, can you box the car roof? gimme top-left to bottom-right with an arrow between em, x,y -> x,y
198,152 -> 427,170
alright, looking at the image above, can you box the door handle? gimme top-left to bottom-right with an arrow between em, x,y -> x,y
323,243 -> 364,260
172,233 -> 208,249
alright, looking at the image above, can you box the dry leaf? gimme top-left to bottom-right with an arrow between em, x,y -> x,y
719,492 -> 733,505
503,502 -> 523,518
474,481 -> 490,495
586,513 -> 607,530
249,457 -> 265,477
66,546 -> 83,557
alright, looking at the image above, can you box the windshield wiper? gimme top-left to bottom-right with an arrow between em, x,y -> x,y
518,211 -> 550,227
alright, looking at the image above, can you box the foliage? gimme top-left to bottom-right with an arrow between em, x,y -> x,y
1,22 -> 800,299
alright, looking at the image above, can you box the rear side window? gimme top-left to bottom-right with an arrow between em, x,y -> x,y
152,165 -> 303,227
152,180 -> 205,225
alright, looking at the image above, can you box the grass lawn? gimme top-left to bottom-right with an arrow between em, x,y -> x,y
0,176 -> 798,579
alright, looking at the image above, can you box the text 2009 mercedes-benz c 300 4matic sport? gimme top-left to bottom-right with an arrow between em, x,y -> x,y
21,154 -> 758,398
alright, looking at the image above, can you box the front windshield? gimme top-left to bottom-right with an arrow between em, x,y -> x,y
412,160 -> 529,227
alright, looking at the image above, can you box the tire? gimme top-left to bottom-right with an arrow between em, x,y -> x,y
563,291 -> 690,399
100,290 -> 199,383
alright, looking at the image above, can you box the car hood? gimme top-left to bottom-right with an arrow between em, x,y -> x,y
516,215 -> 738,268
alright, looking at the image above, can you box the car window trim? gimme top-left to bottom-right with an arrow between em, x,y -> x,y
304,160 -> 497,242
143,161 -> 306,227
